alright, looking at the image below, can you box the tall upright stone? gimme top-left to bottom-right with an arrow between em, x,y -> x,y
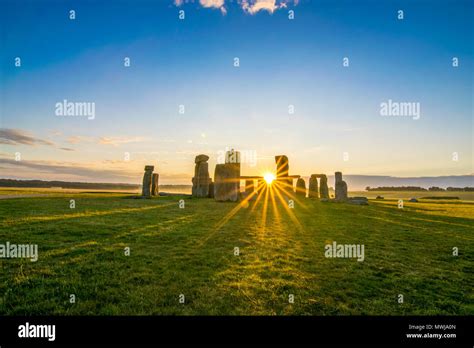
319,175 -> 329,199
245,179 -> 255,200
151,173 -> 159,196
335,171 -> 348,201
214,163 -> 240,202
142,165 -> 154,197
192,154 -> 211,198
275,155 -> 292,194
214,149 -> 241,202
208,180 -> 214,199
308,175 -> 319,198
275,155 -> 289,178
257,179 -> 266,195
295,178 -> 306,198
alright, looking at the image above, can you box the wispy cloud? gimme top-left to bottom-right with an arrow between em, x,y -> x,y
67,135 -> 94,144
241,0 -> 291,14
98,136 -> 147,146
0,158 -> 137,181
200,0 -> 226,14
174,0 -> 296,15
66,135 -> 147,146
0,128 -> 55,146
49,130 -> 62,136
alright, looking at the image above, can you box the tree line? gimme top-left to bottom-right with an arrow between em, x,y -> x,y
365,186 -> 474,192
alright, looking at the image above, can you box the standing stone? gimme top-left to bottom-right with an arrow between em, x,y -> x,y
335,171 -> 348,201
244,179 -> 255,200
192,154 -> 211,198
275,155 -> 289,178
257,179 -> 266,194
208,180 -> 214,198
214,163 -> 240,202
275,155 -> 292,194
151,173 -> 159,196
295,178 -> 306,198
319,175 -> 329,199
309,175 -> 319,198
195,154 -> 209,164
142,165 -> 154,197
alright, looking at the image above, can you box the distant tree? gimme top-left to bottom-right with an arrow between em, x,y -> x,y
428,186 -> 445,191
367,186 -> 427,192
447,187 -> 474,191
0,179 -> 139,190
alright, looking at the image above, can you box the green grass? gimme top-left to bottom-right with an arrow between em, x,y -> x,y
0,190 -> 472,315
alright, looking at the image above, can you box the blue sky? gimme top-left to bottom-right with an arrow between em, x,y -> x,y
0,0 -> 472,184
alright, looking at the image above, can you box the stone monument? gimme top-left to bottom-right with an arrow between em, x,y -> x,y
295,178 -> 306,198
192,154 -> 211,198
308,174 -> 319,198
142,165 -> 154,197
151,173 -> 159,196
214,150 -> 241,202
335,171 -> 348,201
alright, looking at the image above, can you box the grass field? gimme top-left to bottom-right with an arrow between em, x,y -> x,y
0,188 -> 472,315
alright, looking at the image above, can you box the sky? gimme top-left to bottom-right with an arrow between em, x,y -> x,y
0,0 -> 472,184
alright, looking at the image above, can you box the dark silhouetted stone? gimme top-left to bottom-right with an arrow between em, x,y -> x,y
214,163 -> 240,202
335,171 -> 348,201
309,175 -> 319,198
151,173 -> 159,196
192,154 -> 211,198
319,175 -> 329,199
295,178 -> 306,198
195,154 -> 209,164
348,197 -> 368,205
208,180 -> 214,198
244,179 -> 256,200
275,155 -> 292,195
142,165 -> 154,197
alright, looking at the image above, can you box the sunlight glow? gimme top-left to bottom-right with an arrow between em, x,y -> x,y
263,173 -> 275,185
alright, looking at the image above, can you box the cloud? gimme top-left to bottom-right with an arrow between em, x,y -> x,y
67,135 -> 146,146
0,157 -> 194,184
98,136 -> 147,146
0,128 -> 55,146
241,0 -> 290,14
0,158 -> 137,181
174,0 -> 296,15
200,0 -> 227,14
59,147 -> 75,151
50,130 -> 62,136
67,135 -> 94,144
175,0 -> 227,14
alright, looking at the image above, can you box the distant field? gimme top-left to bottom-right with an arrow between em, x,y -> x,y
352,190 -> 474,201
1,187 -> 473,200
0,189 -> 472,315
0,187 -> 140,196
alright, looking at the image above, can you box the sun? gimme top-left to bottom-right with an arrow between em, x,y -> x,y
263,172 -> 276,185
